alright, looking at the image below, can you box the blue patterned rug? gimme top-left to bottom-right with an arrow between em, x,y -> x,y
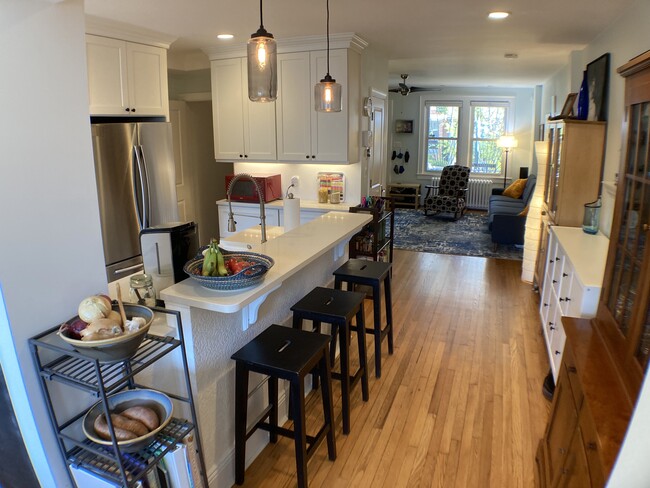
392,208 -> 523,260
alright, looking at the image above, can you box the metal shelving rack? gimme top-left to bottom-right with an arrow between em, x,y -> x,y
348,199 -> 394,263
29,306 -> 208,488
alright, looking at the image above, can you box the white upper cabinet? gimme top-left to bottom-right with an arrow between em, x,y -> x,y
211,58 -> 277,162
86,34 -> 169,117
276,49 -> 357,163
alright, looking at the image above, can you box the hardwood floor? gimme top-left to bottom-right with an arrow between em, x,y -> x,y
238,250 -> 550,487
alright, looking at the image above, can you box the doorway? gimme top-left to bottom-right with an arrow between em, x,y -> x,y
367,90 -> 388,196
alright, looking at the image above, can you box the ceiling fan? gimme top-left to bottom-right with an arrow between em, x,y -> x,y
389,74 -> 440,96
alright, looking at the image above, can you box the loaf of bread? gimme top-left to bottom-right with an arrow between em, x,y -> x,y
93,414 -> 138,441
109,413 -> 149,437
120,406 -> 160,431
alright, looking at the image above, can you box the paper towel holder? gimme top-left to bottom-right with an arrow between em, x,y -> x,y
285,184 -> 295,199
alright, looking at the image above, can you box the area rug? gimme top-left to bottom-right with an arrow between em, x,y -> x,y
392,208 -> 523,260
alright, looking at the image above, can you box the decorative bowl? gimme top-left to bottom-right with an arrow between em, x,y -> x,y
58,303 -> 154,363
82,389 -> 173,453
183,248 -> 274,291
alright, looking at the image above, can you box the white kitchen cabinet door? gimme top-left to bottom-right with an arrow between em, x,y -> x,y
86,35 -> 129,115
126,42 -> 168,116
276,52 -> 313,162
309,49 -> 349,162
86,35 -> 168,117
211,58 -> 276,161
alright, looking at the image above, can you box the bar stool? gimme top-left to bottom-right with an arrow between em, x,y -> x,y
333,259 -> 394,378
291,286 -> 369,434
231,325 -> 336,488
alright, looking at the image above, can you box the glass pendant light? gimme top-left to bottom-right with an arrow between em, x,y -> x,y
247,0 -> 277,102
314,0 -> 342,112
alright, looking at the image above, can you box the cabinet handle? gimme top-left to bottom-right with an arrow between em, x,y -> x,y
556,257 -> 560,261
567,366 -> 577,373
555,350 -> 561,355
131,108 -> 136,112
125,107 -> 130,112
552,280 -> 557,284
559,298 -> 565,302
306,155 -> 310,159
549,259 -> 554,264
311,155 -> 316,158
564,297 -> 571,302
543,303 -> 549,307
239,154 -> 244,158
541,210 -> 547,216
244,154 -> 248,158
550,326 -> 556,331
563,272 -> 568,277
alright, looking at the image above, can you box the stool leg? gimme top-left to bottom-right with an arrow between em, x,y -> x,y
385,275 -> 394,355
311,320 -> 322,390
318,351 -> 337,461
234,363 -> 249,485
290,377 -> 309,488
338,320 -> 351,435
334,276 -> 342,290
373,282 -> 383,378
268,376 -> 278,443
292,314 -> 302,330
356,309 -> 369,401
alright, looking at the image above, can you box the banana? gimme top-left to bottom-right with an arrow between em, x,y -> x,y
216,246 -> 228,276
202,240 -> 217,276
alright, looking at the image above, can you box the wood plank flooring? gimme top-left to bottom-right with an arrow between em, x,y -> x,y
237,250 -> 550,487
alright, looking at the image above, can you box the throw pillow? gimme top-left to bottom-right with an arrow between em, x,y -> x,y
503,178 -> 527,199
518,206 -> 529,217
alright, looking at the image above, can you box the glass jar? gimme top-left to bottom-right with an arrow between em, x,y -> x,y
129,274 -> 156,306
318,187 -> 329,204
582,197 -> 602,234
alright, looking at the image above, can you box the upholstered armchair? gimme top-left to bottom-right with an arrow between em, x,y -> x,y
423,165 -> 471,220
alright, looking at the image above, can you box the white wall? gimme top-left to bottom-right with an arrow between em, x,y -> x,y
388,85 -> 536,190
0,1 -> 107,486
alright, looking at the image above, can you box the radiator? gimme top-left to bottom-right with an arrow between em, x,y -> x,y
429,177 -> 493,210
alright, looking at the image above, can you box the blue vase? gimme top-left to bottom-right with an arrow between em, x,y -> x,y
577,71 -> 589,120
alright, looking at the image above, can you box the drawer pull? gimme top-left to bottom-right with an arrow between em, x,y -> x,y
552,280 -> 557,284
550,326 -> 556,331
563,272 -> 568,277
559,298 -> 565,302
587,442 -> 597,451
556,257 -> 560,261
567,366 -> 577,373
564,297 -> 571,302
543,303 -> 549,307
555,350 -> 561,355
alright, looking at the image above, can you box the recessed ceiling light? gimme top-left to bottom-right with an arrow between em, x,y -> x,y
488,11 -> 510,20
217,34 -> 234,40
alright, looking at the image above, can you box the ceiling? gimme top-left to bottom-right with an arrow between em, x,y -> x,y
84,0 -> 636,89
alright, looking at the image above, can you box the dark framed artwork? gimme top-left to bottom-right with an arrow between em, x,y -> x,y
586,53 -> 610,121
395,119 -> 413,133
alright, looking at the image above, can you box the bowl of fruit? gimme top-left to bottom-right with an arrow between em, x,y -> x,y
58,295 -> 154,363
183,240 -> 274,291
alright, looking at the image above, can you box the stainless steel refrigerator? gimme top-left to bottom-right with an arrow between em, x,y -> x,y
91,122 -> 179,282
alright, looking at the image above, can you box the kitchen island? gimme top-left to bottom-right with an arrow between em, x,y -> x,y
160,211 -> 371,487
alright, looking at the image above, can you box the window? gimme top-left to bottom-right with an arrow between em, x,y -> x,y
419,97 -> 513,176
423,103 -> 460,172
470,103 -> 508,175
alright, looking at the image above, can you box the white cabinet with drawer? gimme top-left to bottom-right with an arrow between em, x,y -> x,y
538,226 -> 609,381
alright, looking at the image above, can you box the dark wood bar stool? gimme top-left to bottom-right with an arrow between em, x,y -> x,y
291,286 -> 369,435
333,259 -> 394,378
231,325 -> 336,488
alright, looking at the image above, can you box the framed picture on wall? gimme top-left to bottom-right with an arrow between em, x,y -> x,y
395,119 -> 413,133
586,53 -> 610,121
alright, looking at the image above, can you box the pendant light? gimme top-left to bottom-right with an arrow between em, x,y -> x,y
314,0 -> 342,112
247,0 -> 277,102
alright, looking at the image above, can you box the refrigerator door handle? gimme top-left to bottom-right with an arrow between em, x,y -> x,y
138,144 -> 152,229
133,145 -> 147,230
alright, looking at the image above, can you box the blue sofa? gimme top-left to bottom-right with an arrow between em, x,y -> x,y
488,174 -> 536,248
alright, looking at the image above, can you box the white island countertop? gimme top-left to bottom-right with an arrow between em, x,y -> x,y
160,211 -> 371,315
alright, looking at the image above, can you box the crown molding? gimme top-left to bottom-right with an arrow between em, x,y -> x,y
204,32 -> 367,60
85,15 -> 176,49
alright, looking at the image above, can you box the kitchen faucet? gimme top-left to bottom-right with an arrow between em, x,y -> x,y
226,173 -> 267,243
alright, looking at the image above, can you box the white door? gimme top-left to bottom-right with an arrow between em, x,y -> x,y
368,94 -> 387,195
169,100 -> 197,227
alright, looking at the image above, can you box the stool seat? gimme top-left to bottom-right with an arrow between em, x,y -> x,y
334,259 -> 394,378
291,287 -> 369,435
231,325 -> 336,488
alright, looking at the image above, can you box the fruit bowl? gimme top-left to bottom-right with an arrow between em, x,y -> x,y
57,304 -> 154,363
82,389 -> 173,452
183,248 -> 274,291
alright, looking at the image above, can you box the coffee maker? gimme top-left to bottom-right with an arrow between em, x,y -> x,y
140,222 -> 199,298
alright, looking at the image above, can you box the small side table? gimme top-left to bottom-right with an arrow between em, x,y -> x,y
387,183 -> 421,209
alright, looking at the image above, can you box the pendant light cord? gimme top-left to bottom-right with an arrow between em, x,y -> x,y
259,0 -> 264,29
326,0 -> 331,76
